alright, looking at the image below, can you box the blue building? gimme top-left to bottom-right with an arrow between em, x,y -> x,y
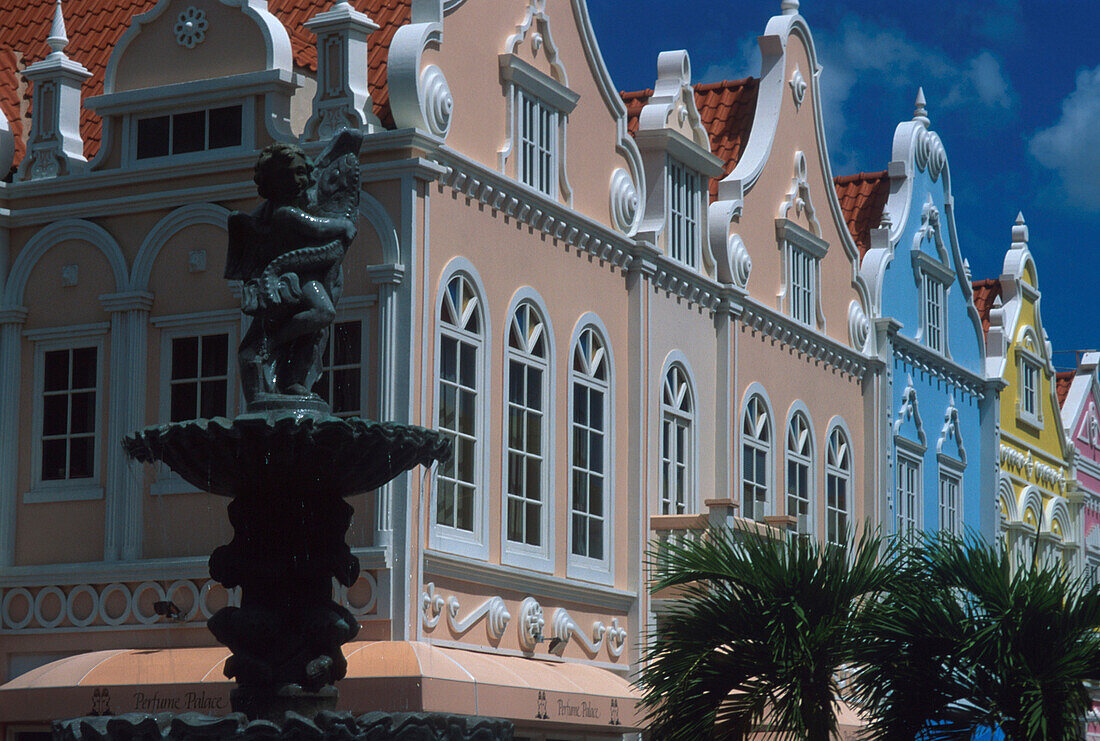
838,91 -> 999,540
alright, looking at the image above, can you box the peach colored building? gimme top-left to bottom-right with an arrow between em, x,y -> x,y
0,0 -> 884,737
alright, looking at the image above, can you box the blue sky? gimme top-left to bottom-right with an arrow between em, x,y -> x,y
587,0 -> 1100,366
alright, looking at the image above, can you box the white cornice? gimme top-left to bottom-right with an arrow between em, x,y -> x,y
739,297 -> 871,379
891,332 -> 987,398
423,549 -> 635,613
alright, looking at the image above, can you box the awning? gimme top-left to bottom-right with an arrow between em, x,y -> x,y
0,641 -> 642,733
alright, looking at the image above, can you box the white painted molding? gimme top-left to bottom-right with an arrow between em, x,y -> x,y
608,168 -> 639,235
517,596 -> 545,651
894,376 -> 926,446
388,21 -> 450,140
3,219 -> 127,306
847,300 -> 869,352
130,202 -> 230,291
303,1 -> 381,140
418,583 -> 510,640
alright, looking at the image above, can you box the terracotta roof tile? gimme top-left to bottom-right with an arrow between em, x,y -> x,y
1056,370 -> 1074,408
971,278 -> 1003,337
833,171 -> 890,260
0,0 -> 410,165
622,77 -> 759,201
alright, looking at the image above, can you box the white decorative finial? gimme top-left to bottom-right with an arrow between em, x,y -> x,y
1011,211 -> 1028,248
46,0 -> 68,58
913,87 -> 929,127
781,0 -> 799,15
963,258 -> 972,282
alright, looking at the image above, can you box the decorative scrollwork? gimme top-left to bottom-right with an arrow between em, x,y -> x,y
174,7 -> 208,49
444,595 -> 511,640
517,597 -> 544,651
609,168 -> 638,234
914,128 -> 947,182
421,581 -> 445,629
419,65 -> 453,139
847,300 -> 869,352
729,234 -> 752,288
789,65 -> 807,110
605,617 -> 627,657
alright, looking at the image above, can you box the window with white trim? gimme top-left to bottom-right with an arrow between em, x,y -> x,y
785,413 -> 813,535
939,468 -> 961,535
1020,356 -> 1041,424
660,364 -> 693,515
667,158 -> 700,267
896,453 -> 921,536
519,91 -> 556,196
136,105 -> 243,160
316,320 -> 363,418
923,274 -> 946,353
40,346 -> 98,483
826,427 -> 851,546
741,395 -> 771,522
436,275 -> 482,534
168,333 -> 230,422
570,327 -> 608,564
789,246 -> 816,326
505,303 -> 548,550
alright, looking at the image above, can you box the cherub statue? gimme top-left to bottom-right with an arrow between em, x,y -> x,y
226,129 -> 364,405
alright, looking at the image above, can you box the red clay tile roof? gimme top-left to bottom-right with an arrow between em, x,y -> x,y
0,0 -> 410,165
833,171 -> 890,259
622,77 -> 759,200
1056,370 -> 1074,408
971,278 -> 1003,337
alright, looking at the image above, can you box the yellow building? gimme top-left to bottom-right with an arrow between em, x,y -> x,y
975,214 -> 1080,568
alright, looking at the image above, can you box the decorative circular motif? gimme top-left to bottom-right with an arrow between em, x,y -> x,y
33,586 -> 66,629
848,300 -> 869,352
66,584 -> 99,628
517,597 -> 544,652
420,65 -> 453,139
729,234 -> 752,288
609,168 -> 638,234
98,583 -> 132,626
174,7 -> 208,49
132,581 -> 166,625
914,129 -> 947,182
2,587 -> 33,629
485,597 -> 510,640
165,579 -> 201,622
341,571 -> 378,617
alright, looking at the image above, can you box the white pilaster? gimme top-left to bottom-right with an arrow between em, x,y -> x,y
100,291 -> 153,561
17,0 -> 92,181
0,306 -> 29,568
303,1 -> 381,140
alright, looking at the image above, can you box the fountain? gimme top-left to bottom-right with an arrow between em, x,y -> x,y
52,130 -> 512,740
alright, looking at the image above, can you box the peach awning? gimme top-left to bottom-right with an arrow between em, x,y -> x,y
0,641 -> 642,733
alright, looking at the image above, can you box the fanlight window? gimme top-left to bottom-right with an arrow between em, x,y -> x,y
571,327 -> 608,562
742,395 -> 771,521
505,303 -> 548,548
660,364 -> 693,515
825,428 -> 851,546
785,413 -> 812,535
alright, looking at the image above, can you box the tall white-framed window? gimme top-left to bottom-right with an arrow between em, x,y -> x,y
938,466 -> 961,535
150,311 -> 239,495
785,412 -> 813,535
519,90 -> 556,196
1019,352 -> 1042,427
569,324 -> 611,581
435,274 -> 484,547
316,319 -> 365,418
826,426 -> 851,546
660,363 -> 694,515
667,158 -> 700,267
923,274 -> 946,353
503,301 -> 551,566
26,324 -> 108,503
789,247 -> 815,326
741,394 -> 771,522
896,452 -> 921,537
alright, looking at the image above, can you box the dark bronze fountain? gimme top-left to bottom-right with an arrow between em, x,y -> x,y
53,131 -> 512,740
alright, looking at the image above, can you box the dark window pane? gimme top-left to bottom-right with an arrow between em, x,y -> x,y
43,395 -> 68,436
69,437 -> 94,478
456,485 -> 474,531
439,385 -> 456,430
526,412 -> 541,455
171,383 -> 197,422
172,337 -> 198,379
41,439 -> 67,480
332,368 -> 360,413
201,334 -> 228,377
572,470 -> 587,511
573,384 -> 587,426
525,459 -> 540,499
208,105 -> 242,149
589,476 -> 603,515
332,322 -> 360,366
572,514 -> 586,556
573,430 -> 587,470
589,390 -> 603,430
136,116 -> 170,159
200,380 -> 227,418
507,498 -> 523,542
172,110 -> 205,154
458,390 -> 475,435
509,361 -> 524,405
436,481 -> 454,526
590,434 -> 603,474
526,502 -> 540,545
71,347 -> 96,389
44,350 -> 69,392
508,407 -> 524,450
69,391 -> 95,434
526,366 -> 541,408
589,522 -> 603,559
459,342 -> 476,387
440,337 -> 457,382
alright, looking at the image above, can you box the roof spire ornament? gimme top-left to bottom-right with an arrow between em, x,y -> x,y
781,0 -> 799,15
914,87 -> 929,127
46,0 -> 68,58
1011,211 -> 1028,249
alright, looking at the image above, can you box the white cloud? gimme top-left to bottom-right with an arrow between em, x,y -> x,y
1029,65 -> 1100,213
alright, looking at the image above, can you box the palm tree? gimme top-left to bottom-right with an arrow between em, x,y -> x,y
637,525 -> 896,740
852,532 -> 1100,740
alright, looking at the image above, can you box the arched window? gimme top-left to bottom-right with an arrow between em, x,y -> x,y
570,326 -> 608,562
661,364 -> 693,515
742,395 -> 771,521
825,427 -> 851,546
786,412 -> 813,535
505,302 -> 548,549
436,274 -> 482,533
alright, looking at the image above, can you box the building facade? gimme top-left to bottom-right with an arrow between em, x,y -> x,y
1058,353 -> 1100,582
